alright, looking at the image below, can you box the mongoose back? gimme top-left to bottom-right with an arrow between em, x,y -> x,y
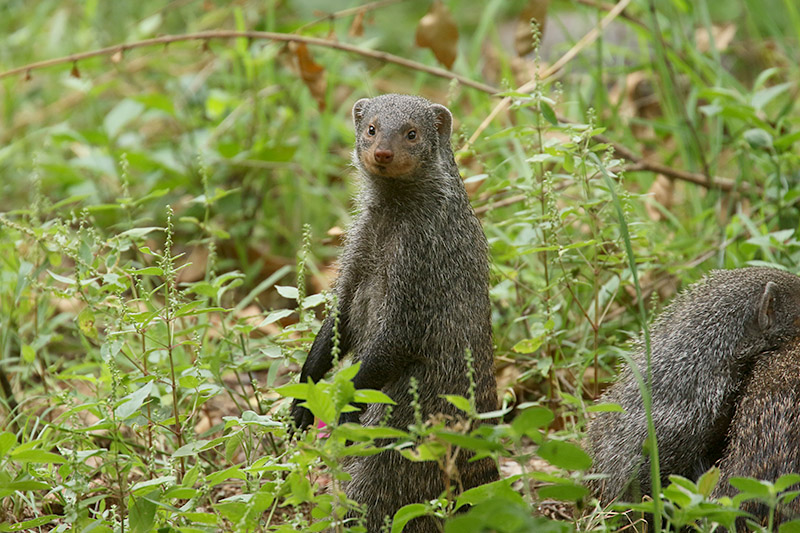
290,94 -> 498,532
713,338 -> 800,528
587,267 -> 800,503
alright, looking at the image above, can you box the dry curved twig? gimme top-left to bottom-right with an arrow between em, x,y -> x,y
0,18 -> 742,194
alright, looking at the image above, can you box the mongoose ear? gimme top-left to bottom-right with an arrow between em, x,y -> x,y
430,104 -> 453,139
352,98 -> 369,127
758,281 -> 777,330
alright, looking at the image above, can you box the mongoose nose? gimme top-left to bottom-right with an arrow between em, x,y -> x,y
374,149 -> 394,164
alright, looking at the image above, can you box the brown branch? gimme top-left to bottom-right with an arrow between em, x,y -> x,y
0,25 -> 746,195
301,0 -> 406,31
0,30 -> 498,94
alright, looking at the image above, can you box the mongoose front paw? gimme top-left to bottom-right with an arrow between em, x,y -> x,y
290,399 -> 315,431
338,406 -> 362,425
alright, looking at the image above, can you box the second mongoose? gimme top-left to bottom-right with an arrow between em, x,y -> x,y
587,267 -> 800,503
290,94 -> 498,532
713,338 -> 800,527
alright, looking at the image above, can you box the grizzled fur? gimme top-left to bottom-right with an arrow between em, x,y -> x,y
587,267 -> 800,504
713,339 -> 800,528
290,94 -> 498,532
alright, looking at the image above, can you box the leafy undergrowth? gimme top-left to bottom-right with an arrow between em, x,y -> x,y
2,0 -> 800,531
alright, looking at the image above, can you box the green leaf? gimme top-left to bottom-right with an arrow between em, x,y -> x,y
776,474 -> 800,492
2,480 -> 51,492
455,477 -> 525,509
104,99 -> 145,138
129,492 -> 158,533
586,402 -> 624,413
779,520 -> 800,533
540,101 -> 558,125
206,466 -> 246,487
0,432 -> 17,456
391,503 -> 428,533
258,309 -> 293,327
334,425 -> 409,442
131,266 -> 163,276
512,337 -> 543,353
130,476 -> 176,495
275,285 -> 299,299
512,406 -> 554,436
77,307 -> 97,338
751,82 -> 793,111
697,466 -> 720,498
353,389 -> 396,404
173,440 -> 210,457
729,477 -> 772,498
302,293 -> 327,309
0,515 -> 59,531
306,380 -> 336,425
115,381 -> 154,420
435,431 -> 504,452
274,383 -> 308,400
442,394 -> 471,413
21,344 -> 35,363
10,450 -> 66,464
537,482 -> 588,501
743,128 -> 773,149
537,440 -> 592,471
47,270 -> 76,285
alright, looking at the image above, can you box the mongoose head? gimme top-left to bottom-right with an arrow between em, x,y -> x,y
748,268 -> 800,348
667,267 -> 800,361
351,94 -> 453,181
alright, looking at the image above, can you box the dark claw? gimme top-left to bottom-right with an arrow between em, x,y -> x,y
290,399 -> 315,432
338,404 -> 363,425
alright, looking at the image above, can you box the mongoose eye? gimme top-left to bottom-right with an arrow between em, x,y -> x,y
368,124 -> 376,136
407,130 -> 417,140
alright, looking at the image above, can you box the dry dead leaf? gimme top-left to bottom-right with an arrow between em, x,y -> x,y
177,246 -> 209,283
291,42 -> 327,110
349,10 -> 365,37
645,174 -> 674,221
695,23 -> 736,53
70,63 -> 80,78
515,0 -> 549,56
111,49 -> 123,64
415,0 -> 459,69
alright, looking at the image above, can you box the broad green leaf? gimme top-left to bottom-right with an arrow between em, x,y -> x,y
697,466 -> 720,498
586,402 -> 624,413
512,406 -> 554,436
537,482 -> 588,501
435,431 -> 504,452
442,394 -> 471,413
104,99 -> 145,138
129,492 -> 158,533
173,440 -> 210,457
743,128 -> 773,149
275,285 -> 298,299
776,474 -> 800,492
0,432 -> 17,456
21,344 -> 35,363
0,515 -> 60,531
115,381 -> 154,420
10,450 -> 65,464
258,309 -> 293,327
729,477 -> 772,498
540,101 -> 558,125
391,503 -> 428,533
353,389 -> 396,404
537,440 -> 592,470
130,476 -> 176,495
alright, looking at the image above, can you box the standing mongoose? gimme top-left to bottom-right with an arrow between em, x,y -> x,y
290,94 -> 498,532
713,338 -> 800,528
587,267 -> 800,504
